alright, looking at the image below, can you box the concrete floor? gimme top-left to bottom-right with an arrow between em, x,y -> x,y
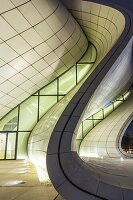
0,160 -> 63,200
82,156 -> 133,189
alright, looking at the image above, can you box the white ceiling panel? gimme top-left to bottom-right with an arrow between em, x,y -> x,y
7,35 -> 31,54
0,64 -> 17,79
46,13 -> 63,32
0,16 -> 17,40
9,73 -> 27,86
40,66 -> 54,77
30,73 -> 44,84
22,49 -> 41,64
16,92 -> 29,102
32,59 -> 48,72
34,21 -> 54,40
54,45 -> 67,58
27,85 -> 39,94
9,57 -> 29,71
36,78 -> 49,88
9,87 -> 25,98
0,59 -> 6,67
11,0 -> 29,7
0,95 -> 14,105
19,2 -> 43,26
19,79 -> 34,90
0,76 -> 5,84
0,43 -> 18,62
47,35 -> 62,50
0,80 -> 16,93
20,65 -> 38,78
3,9 -> 31,32
34,42 -> 52,57
0,0 -> 87,119
0,0 -> 15,14
21,28 -> 43,47
0,91 -> 5,98
32,0 -> 58,19
44,52 -> 59,65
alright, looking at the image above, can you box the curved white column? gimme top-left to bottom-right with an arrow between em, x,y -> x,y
0,0 -> 87,118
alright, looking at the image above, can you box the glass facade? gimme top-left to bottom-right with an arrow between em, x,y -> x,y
76,91 -> 131,150
0,44 -> 96,160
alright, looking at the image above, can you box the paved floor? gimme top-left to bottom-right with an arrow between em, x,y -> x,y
0,160 -> 63,200
82,156 -> 133,189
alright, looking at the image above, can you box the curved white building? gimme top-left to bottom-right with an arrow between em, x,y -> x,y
0,0 -> 133,200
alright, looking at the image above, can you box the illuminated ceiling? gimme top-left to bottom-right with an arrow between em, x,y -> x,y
0,0 -> 87,119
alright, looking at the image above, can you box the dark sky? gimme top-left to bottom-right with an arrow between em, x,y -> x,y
105,0 -> 133,13
93,0 -> 133,13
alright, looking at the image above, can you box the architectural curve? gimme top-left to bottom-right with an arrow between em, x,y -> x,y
0,0 -> 87,118
47,1 -> 133,200
0,0 -> 132,200
80,93 -> 133,158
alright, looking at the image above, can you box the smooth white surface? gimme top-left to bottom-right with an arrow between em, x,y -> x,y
0,0 -> 87,119
80,94 -> 133,158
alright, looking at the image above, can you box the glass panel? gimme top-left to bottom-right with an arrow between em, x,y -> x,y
123,92 -> 130,100
33,91 -> 38,96
114,100 -> 122,109
79,44 -> 96,63
83,120 -> 94,137
19,96 -> 38,131
0,133 -> 6,159
0,108 -> 18,131
59,66 -> 76,94
116,96 -> 123,101
17,132 -> 30,159
104,104 -> 113,118
40,80 -> 57,95
3,117 -> 18,132
58,96 -> 64,101
76,124 -> 83,140
94,119 -> 102,126
6,132 -> 16,159
93,110 -> 103,120
77,63 -> 93,83
39,96 -> 57,119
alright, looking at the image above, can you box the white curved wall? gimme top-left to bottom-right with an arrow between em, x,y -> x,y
83,38 -> 133,119
28,79 -> 84,182
80,94 -> 133,158
27,1 -> 129,183
0,0 -> 87,119
62,0 -> 125,63
62,1 -> 133,119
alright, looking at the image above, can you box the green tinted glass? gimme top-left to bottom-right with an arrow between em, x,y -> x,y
6,132 -> 16,159
17,132 -> 30,159
40,80 -> 57,95
39,96 -> 57,119
59,66 -> 76,94
19,97 -> 38,131
0,108 -> 18,131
